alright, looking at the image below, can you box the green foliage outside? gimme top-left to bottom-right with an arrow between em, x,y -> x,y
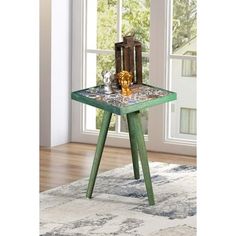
96,0 -> 151,131
172,0 -> 197,52
95,0 -> 197,131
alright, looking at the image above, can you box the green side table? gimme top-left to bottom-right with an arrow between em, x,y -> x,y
71,84 -> 176,205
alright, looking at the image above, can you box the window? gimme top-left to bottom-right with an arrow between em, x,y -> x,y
85,0 -> 150,135
182,51 -> 197,77
72,0 -> 197,155
180,108 -> 196,135
168,0 -> 197,142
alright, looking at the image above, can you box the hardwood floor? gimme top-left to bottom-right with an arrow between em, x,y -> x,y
40,142 -> 196,192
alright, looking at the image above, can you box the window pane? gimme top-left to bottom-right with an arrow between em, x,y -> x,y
86,53 -> 115,87
182,58 -> 196,77
87,0 -> 117,50
120,115 -> 128,132
96,54 -> 116,130
169,59 -> 196,140
140,109 -> 148,135
96,109 -> 116,131
120,109 -> 148,135
182,51 -> 196,77
142,56 -> 150,84
172,0 -> 197,55
169,0 -> 197,141
85,53 -> 117,131
86,53 -> 97,87
180,108 -> 189,134
96,53 -> 115,85
86,0 -> 151,136
122,0 -> 150,52
189,109 -> 196,134
180,108 -> 196,134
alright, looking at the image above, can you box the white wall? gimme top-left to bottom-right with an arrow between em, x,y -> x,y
40,0 -> 51,146
40,0 -> 71,147
51,0 -> 71,146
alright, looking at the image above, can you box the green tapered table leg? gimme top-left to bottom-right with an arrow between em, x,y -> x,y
127,114 -> 140,179
86,111 -> 112,199
129,111 -> 155,206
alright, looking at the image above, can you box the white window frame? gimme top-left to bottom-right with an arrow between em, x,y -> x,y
71,0 -> 149,148
71,0 -> 196,155
147,0 -> 196,155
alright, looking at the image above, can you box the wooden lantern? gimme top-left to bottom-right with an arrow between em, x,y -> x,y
115,35 -> 142,84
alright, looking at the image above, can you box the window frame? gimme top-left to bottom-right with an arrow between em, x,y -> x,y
147,0 -> 196,155
84,0 -> 150,137
71,0 -> 150,148
71,0 -> 197,155
166,0 -> 197,142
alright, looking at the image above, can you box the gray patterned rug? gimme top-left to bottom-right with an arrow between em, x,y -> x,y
40,162 -> 196,235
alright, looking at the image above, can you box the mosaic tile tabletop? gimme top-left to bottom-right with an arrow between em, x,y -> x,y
71,84 -> 176,115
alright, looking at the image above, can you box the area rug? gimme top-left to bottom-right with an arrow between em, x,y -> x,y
40,162 -> 196,236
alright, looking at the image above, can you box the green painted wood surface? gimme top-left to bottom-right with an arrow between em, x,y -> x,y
72,84 -> 176,205
128,111 -> 155,206
86,111 -> 112,199
127,114 -> 140,179
71,84 -> 177,115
